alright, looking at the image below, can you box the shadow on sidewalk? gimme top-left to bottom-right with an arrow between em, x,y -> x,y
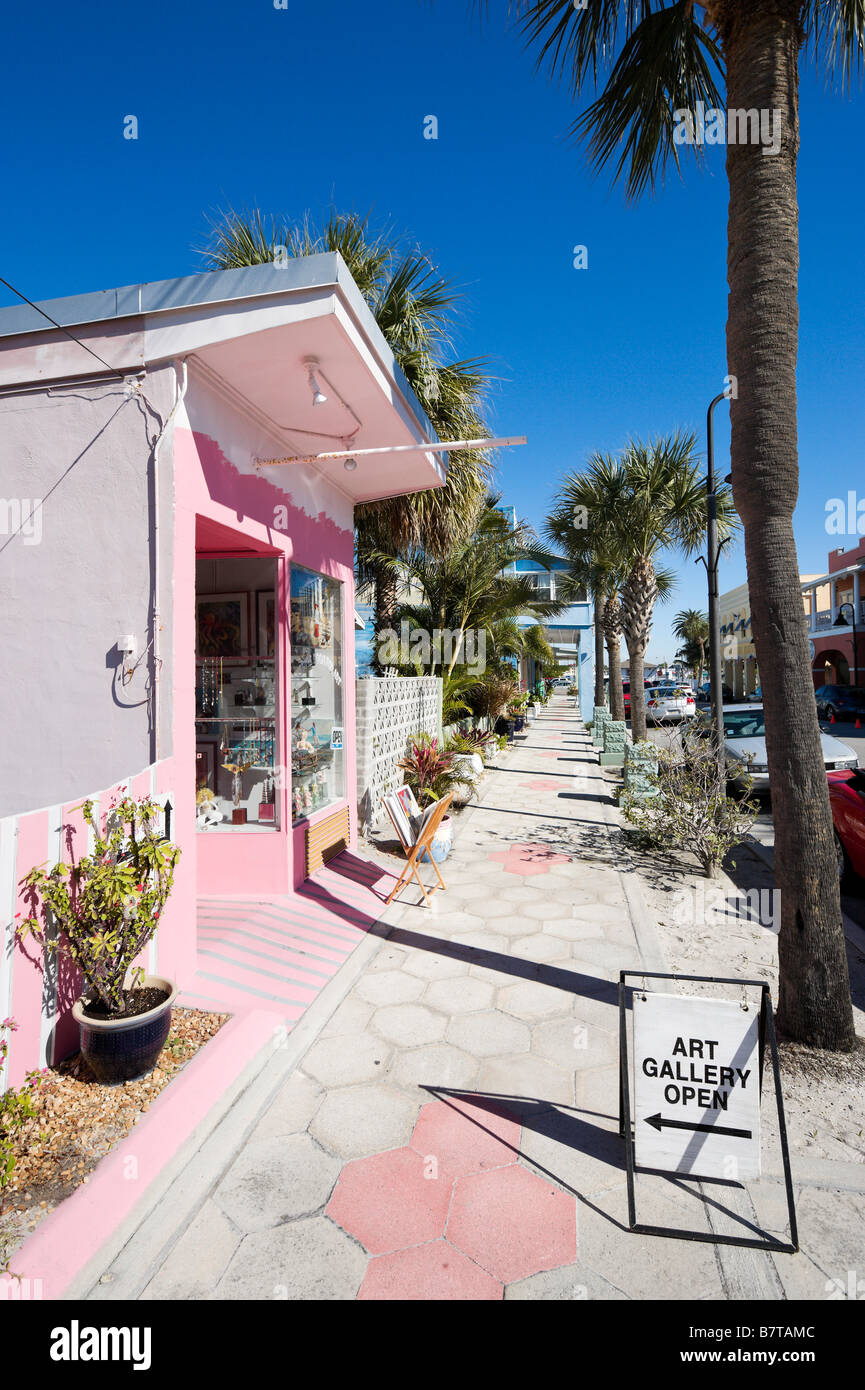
423,1085 -> 777,1244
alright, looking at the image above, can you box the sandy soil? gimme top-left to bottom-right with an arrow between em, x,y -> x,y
608,782 -> 865,1170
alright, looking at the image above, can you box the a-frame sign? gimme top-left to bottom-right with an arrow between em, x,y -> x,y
619,970 -> 798,1253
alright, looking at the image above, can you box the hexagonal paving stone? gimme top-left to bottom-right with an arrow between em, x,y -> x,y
447,1165 -> 577,1283
215,1215 -> 367,1301
372,1003 -> 448,1047
354,970 -> 427,1007
310,1084 -> 418,1159
447,931 -> 509,956
505,1263 -> 628,1300
214,1133 -> 341,1232
477,1053 -> 575,1108
409,1097 -> 520,1179
531,1017 -> 618,1072
498,979 -> 573,1020
320,995 -> 375,1038
427,909 -> 484,934
366,944 -> 411,973
553,919 -> 607,944
326,1147 -> 453,1254
446,1010 -> 532,1058
388,1043 -> 479,1100
520,900 -> 574,920
302,1031 -> 391,1088
424,976 -> 495,1014
511,935 -> 572,963
253,1071 -> 323,1140
518,1109 -> 625,1197
403,951 -> 471,982
358,1240 -> 502,1300
494,914 -> 543,938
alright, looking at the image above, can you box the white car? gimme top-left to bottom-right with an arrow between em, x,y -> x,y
693,703 -> 859,792
645,685 -> 696,725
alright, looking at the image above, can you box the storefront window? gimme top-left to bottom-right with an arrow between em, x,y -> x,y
195,557 -> 280,831
290,566 -> 344,821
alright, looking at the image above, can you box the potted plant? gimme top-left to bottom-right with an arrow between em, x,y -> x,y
20,795 -> 181,1083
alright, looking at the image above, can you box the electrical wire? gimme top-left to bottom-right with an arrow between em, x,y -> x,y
0,274 -> 127,379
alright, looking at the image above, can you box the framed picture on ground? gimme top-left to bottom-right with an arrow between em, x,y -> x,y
196,592 -> 248,661
257,590 -> 276,659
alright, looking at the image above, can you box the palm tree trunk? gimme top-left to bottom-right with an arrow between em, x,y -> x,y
372,561 -> 399,674
593,592 -> 605,709
725,7 -> 854,1048
603,594 -> 625,722
620,557 -> 657,744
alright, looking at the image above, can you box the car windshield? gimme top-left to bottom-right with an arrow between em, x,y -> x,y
723,709 -> 767,738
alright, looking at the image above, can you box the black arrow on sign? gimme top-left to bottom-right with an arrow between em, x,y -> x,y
645,1112 -> 752,1139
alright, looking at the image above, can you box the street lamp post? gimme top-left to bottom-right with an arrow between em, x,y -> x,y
833,602 -> 858,685
702,390 -> 730,778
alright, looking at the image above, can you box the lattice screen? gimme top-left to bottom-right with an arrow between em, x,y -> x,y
356,676 -> 442,831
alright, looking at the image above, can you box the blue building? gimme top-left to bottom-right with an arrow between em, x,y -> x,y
509,557 -> 594,720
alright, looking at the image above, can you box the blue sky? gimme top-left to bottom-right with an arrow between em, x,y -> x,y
2,0 -> 863,659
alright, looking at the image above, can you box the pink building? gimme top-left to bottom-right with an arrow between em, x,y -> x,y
0,257 -> 444,1085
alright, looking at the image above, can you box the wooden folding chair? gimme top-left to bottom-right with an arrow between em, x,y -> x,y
381,790 -> 454,907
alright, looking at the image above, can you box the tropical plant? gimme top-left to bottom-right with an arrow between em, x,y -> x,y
621,734 -> 757,880
449,725 -> 498,761
547,499 -> 627,720
202,207 -> 493,652
481,0 -> 861,1051
376,499 -> 565,678
19,797 -> 181,1015
0,1019 -> 45,1214
398,734 -> 474,807
674,608 -> 710,683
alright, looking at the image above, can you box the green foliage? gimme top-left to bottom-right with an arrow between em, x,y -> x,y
19,796 -> 181,1014
0,1020 -> 45,1212
620,737 -> 757,879
447,726 -> 498,762
398,734 -> 475,808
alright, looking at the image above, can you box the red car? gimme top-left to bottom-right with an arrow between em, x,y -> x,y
828,769 -> 865,883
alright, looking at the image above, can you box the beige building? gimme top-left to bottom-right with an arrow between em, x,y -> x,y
719,575 -> 828,698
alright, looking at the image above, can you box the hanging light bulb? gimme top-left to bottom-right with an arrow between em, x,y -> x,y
344,457 -> 358,472
304,357 -> 327,406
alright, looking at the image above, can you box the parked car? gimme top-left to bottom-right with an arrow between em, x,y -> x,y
815,684 -> 865,723
690,703 -> 859,793
645,685 -> 696,725
694,681 -> 735,708
621,679 -> 662,715
829,768 -> 865,883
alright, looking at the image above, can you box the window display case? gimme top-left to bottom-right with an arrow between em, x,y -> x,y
290,566 -> 345,822
194,556 -> 280,833
195,657 -> 279,830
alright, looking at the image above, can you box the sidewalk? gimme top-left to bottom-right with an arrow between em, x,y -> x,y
74,697 -> 863,1300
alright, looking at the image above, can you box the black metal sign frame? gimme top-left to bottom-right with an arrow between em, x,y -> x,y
618,969 -> 798,1253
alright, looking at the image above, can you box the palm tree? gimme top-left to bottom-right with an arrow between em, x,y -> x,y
202,208 -> 493,653
674,608 -> 710,683
552,437 -> 732,742
378,499 -> 565,677
482,0 -> 860,1048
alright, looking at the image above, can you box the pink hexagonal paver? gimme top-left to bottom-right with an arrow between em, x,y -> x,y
488,841 -> 570,875
409,1098 -> 520,1180
447,1164 -> 577,1284
326,1147 -> 453,1254
358,1240 -> 502,1300
519,779 -> 563,791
